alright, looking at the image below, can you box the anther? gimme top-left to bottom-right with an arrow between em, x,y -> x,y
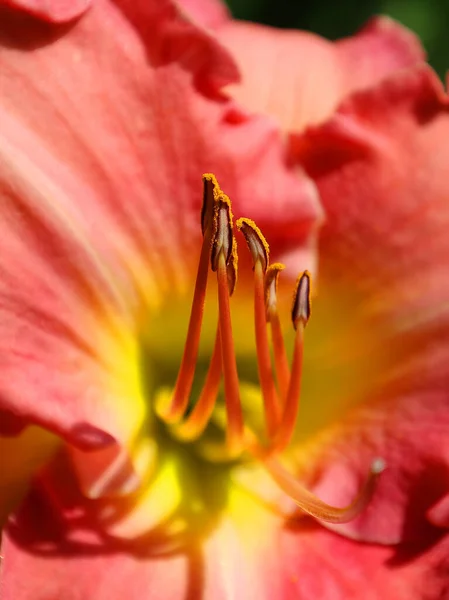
292,270 -> 311,330
265,263 -> 290,401
273,271 -> 310,452
236,218 -> 269,273
160,174 -> 220,423
201,173 -> 220,235
237,218 -> 281,439
211,195 -> 233,272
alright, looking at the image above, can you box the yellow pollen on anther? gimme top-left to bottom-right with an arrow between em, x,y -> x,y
236,218 -> 269,273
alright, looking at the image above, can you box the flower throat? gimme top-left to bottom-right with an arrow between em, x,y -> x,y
156,174 -> 384,524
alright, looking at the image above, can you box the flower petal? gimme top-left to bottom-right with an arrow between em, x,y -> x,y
175,0 -> 229,29
292,65 -> 449,544
0,0 -> 90,22
3,478 -> 449,599
277,521 -> 449,600
213,16 -> 424,131
0,0 -> 320,450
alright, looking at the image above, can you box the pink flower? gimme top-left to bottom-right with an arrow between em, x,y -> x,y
1,1 -> 449,599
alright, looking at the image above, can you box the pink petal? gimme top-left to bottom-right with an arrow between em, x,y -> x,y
291,65 -> 449,544
277,522 -> 449,600
215,16 -> 424,131
0,0 -> 91,22
3,470 -> 449,599
0,0 -> 320,450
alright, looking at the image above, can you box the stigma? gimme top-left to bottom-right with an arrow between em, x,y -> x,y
157,174 -> 384,524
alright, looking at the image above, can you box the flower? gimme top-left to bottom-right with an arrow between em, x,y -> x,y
1,2 -> 449,600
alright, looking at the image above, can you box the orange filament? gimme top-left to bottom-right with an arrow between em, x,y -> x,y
265,264 -> 290,401
271,322 -> 304,452
269,311 -> 290,401
162,232 -> 211,423
217,250 -> 244,453
173,328 -> 222,441
262,455 -> 385,523
254,260 -> 282,438
272,271 -> 311,452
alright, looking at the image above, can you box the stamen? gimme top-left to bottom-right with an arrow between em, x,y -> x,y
173,327 -> 222,441
262,455 -> 385,523
237,218 -> 281,439
215,196 -> 244,454
161,174 -> 220,423
265,263 -> 290,401
272,271 -> 311,452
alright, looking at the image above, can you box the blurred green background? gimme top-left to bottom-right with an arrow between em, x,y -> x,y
225,0 -> 448,78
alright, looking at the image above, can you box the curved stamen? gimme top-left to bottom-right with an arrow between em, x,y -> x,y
162,174 -> 220,423
265,263 -> 290,401
262,455 -> 385,524
237,218 -> 281,439
173,327 -> 222,441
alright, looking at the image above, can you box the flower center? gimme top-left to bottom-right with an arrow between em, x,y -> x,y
153,174 -> 384,525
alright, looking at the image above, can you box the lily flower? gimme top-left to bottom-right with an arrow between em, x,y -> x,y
1,2 -> 449,600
